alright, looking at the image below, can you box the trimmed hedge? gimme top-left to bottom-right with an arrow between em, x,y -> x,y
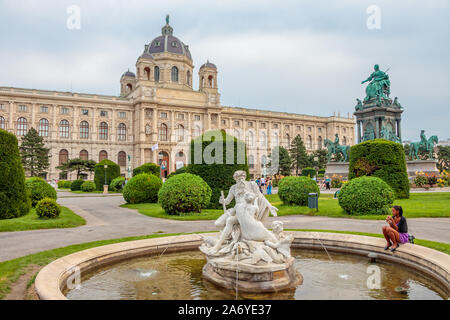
0,129 -> 31,219
81,181 -> 96,192
278,176 -> 320,206
133,163 -> 160,177
301,167 -> 316,178
167,166 -> 187,180
70,179 -> 84,191
36,198 -> 61,219
187,130 -> 249,209
94,160 -> 121,190
338,176 -> 395,215
349,139 -> 410,198
25,177 -> 57,207
158,173 -> 212,215
57,180 -> 72,189
110,176 -> 126,192
123,173 -> 162,204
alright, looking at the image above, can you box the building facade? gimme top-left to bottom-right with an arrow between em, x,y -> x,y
0,18 -> 355,180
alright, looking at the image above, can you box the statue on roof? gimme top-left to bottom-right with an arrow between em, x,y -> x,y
361,64 -> 391,102
166,14 -> 170,25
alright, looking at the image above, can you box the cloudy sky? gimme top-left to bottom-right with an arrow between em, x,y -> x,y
0,0 -> 449,141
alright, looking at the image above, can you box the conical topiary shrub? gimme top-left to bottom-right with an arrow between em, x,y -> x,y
0,129 -> 31,219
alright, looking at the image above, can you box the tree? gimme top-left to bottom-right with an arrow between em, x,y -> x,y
19,127 -> 50,177
437,145 -> 450,172
270,146 -> 292,176
289,135 -> 311,175
0,129 -> 31,219
56,158 -> 96,179
309,149 -> 327,169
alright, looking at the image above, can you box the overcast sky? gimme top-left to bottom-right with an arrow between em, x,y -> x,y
0,0 -> 449,141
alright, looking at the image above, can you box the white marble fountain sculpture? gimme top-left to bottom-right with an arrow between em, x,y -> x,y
200,170 -> 303,293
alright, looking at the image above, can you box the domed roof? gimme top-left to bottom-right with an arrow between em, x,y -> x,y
144,16 -> 192,60
200,60 -> 217,70
122,70 -> 136,78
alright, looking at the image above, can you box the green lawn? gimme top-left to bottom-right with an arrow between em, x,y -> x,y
123,192 -> 450,221
0,207 -> 86,232
0,230 -> 448,300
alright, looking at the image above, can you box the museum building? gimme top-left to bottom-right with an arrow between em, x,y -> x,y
0,18 -> 355,180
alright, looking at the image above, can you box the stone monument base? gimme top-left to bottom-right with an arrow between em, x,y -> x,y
324,162 -> 350,179
406,160 -> 439,177
202,256 -> 303,293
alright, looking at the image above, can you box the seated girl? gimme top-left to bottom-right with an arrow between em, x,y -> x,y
382,205 -> 409,252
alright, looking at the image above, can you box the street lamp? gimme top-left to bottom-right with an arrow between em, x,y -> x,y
158,152 -> 163,180
103,164 -> 108,194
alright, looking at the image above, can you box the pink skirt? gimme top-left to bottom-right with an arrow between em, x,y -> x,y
399,233 -> 409,244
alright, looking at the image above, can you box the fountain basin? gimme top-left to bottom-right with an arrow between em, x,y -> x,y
35,232 -> 450,300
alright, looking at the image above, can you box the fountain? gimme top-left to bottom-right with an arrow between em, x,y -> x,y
199,171 -> 302,292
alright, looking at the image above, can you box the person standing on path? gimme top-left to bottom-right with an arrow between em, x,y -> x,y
267,179 -> 273,195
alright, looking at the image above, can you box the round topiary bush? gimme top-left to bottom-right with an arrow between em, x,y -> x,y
25,177 -> 57,207
123,173 -> 162,204
80,181 -> 96,192
70,179 -> 84,191
349,139 -> 409,198
94,159 -> 121,191
158,173 -> 212,215
36,198 -> 61,219
57,180 -> 69,188
133,163 -> 160,177
338,176 -> 395,215
301,167 -> 316,178
0,129 -> 31,219
278,176 -> 320,206
110,176 -> 126,192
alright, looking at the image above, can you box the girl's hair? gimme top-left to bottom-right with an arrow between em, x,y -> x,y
393,205 -> 403,216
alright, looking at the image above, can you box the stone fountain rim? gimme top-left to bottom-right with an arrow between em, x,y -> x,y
34,232 -> 450,300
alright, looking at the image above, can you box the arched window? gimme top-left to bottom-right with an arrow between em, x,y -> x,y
177,124 -> 184,142
118,151 -> 126,166
249,155 -> 255,169
99,122 -> 108,140
260,132 -> 267,148
126,84 -> 133,93
17,117 -> 27,136
154,66 -> 160,82
171,66 -> 179,82
59,149 -> 69,165
208,75 -> 213,88
307,135 -> 312,149
261,155 -> 267,168
246,131 -> 254,147
233,129 -> 240,139
187,70 -> 191,86
284,133 -> 290,148
343,136 -> 347,145
193,125 -> 201,138
318,136 -> 323,149
144,67 -> 150,80
159,123 -> 168,141
118,123 -> 126,141
59,120 -> 69,138
99,150 -> 108,161
79,150 -> 88,160
0,116 -> 5,129
80,121 -> 89,139
273,132 -> 279,146
38,118 -> 49,137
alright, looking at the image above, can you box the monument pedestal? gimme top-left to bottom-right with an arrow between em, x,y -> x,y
406,160 -> 439,177
202,256 -> 303,293
324,162 -> 350,179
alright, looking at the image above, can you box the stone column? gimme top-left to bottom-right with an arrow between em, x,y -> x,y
152,108 -> 158,143
52,104 -> 57,139
111,107 -> 116,142
170,110 -> 175,143
357,120 -> 361,143
397,119 -> 402,140
375,117 -> 379,138
31,103 -> 36,128
140,106 -> 145,143
8,101 -> 14,133
187,112 -> 192,142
